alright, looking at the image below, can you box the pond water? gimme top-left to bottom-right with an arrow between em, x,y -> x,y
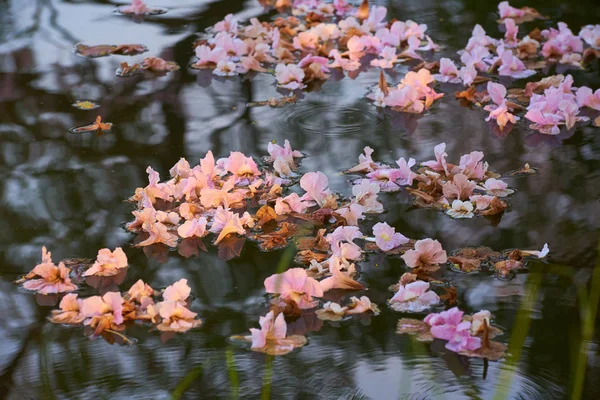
1,0 -> 600,399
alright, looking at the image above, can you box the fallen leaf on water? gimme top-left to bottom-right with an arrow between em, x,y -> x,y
72,101 -> 100,110
70,116 -> 113,134
396,318 -> 434,342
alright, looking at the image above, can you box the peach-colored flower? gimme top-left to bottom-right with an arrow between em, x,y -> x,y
177,216 -> 208,238
346,146 -> 381,173
275,63 -> 306,90
246,311 -> 307,355
457,151 -> 487,180
401,238 -> 448,269
81,292 -> 125,335
156,301 -> 202,332
274,193 -> 311,215
137,221 -> 179,247
442,173 -> 476,200
334,203 -> 366,226
319,256 -> 364,292
127,279 -> 156,308
209,207 -> 254,244
422,142 -> 449,174
345,296 -> 380,315
264,268 -> 323,309
50,294 -> 85,324
163,278 -> 191,303
23,247 -> 77,294
390,280 -> 440,312
119,0 -> 149,15
84,247 -> 128,277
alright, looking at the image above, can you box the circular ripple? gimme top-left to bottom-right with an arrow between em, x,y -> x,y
279,102 -> 384,137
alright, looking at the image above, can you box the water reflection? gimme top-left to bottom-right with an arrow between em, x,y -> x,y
1,0 -> 600,399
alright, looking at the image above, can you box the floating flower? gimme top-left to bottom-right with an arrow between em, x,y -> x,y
209,207 -> 254,244
352,179 -> 384,213
426,307 -> 481,353
422,142 -> 449,174
346,296 -> 380,315
213,60 -> 238,76
245,311 -> 307,355
520,243 -> 550,258
446,200 -> 475,219
335,203 -> 366,226
81,292 -> 125,336
442,173 -> 476,201
389,280 -> 440,312
300,171 -> 331,207
401,239 -> 447,269
177,216 -> 208,238
156,301 -> 201,332
22,247 -> 77,294
497,50 -> 536,79
373,222 -> 409,251
316,301 -> 347,321
434,58 -> 461,84
483,178 -> 514,197
275,63 -> 306,90
163,278 -> 191,303
264,268 -> 323,309
50,294 -> 85,325
84,247 -> 128,277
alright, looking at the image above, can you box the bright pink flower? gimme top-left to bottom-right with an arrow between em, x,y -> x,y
326,226 -> 362,261
367,169 -> 401,192
422,142 -> 449,174
434,58 -> 461,84
458,64 -> 477,87
524,108 -> 563,135
212,32 -> 248,57
498,1 -> 525,19
163,278 -> 191,303
541,23 -> 583,59
120,0 -> 149,15
177,216 -> 208,238
300,171 -> 331,206
483,178 -> 514,197
389,280 -> 440,312
373,222 -> 408,251
264,268 -> 323,309
23,247 -> 78,294
498,50 -> 536,79
503,18 -> 519,47
401,238 -> 447,268
84,247 -> 128,277
460,45 -> 491,72
429,308 -> 482,353
424,306 -> 463,327
275,63 -> 305,90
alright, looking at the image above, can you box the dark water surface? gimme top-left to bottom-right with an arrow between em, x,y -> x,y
1,0 -> 600,399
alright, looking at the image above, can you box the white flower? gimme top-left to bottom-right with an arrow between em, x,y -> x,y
213,60 -> 238,76
446,199 -> 475,219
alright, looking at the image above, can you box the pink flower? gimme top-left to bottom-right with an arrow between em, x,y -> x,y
209,207 -> 253,244
498,1 -> 524,19
485,102 -> 519,129
470,310 -> 491,335
194,45 -> 228,68
352,179 -> 384,213
213,60 -> 237,76
458,151 -> 487,180
345,35 -> 366,61
225,152 -> 261,182
428,307 -> 481,353
422,143 -> 449,174
335,203 -> 366,226
361,6 -> 388,32
326,226 -> 363,261
442,173 -> 476,200
169,158 -> 191,179
200,178 -> 245,209
579,25 -> 600,49
458,64 -> 477,87
22,247 -> 77,294
275,63 -> 306,90
300,171 -> 331,207
81,292 -> 125,327
367,169 -> 401,192
370,46 -> 398,69
328,49 -> 361,71
394,157 -> 416,186
50,293 -> 85,324
524,108 -> 563,135
460,45 -> 491,72
346,146 -> 381,173
401,238 -> 448,268
424,306 -> 463,327
274,193 -> 311,215
177,216 -> 208,238
373,222 -> 409,251
84,247 -> 128,277
163,278 -> 191,303
498,50 -> 536,79
576,87 -> 600,111
119,0 -> 149,15
483,178 -> 514,197
390,19 -> 427,42
214,14 -> 237,34
541,23 -> 583,60
250,311 -> 287,349
267,140 -> 303,162
465,25 -> 497,52
157,301 -> 201,332
319,256 -> 364,292
137,221 -> 179,247
434,58 -> 461,84
212,32 -> 248,58
503,18 -> 519,47
470,194 -> 496,210
346,296 -> 380,315
389,280 -> 440,312
127,279 -> 155,307
264,268 -> 323,308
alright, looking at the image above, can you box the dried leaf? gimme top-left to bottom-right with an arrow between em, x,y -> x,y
396,318 -> 434,342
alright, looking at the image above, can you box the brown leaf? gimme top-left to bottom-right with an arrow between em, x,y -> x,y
255,205 -> 278,227
379,70 -> 389,96
396,318 -> 434,342
357,0 -> 369,21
